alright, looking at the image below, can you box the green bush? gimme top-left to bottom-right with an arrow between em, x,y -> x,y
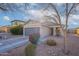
25,43 -> 36,56
46,39 -> 57,46
29,33 -> 40,44
10,25 -> 23,35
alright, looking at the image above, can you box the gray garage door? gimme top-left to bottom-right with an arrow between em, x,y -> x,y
25,27 -> 40,36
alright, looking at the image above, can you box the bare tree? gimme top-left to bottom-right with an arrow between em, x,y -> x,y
64,3 -> 79,54
42,3 -> 79,54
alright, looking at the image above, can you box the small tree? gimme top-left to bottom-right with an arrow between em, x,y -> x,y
10,25 -> 23,35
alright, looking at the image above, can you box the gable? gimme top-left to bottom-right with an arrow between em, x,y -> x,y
24,20 -> 41,28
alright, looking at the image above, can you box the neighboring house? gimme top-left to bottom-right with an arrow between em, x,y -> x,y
23,19 -> 64,38
11,20 -> 25,26
0,26 -> 10,33
75,28 -> 79,35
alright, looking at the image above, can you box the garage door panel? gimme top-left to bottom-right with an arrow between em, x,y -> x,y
25,27 -> 40,36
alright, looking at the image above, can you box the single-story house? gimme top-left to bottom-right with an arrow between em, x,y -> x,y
23,20 -> 64,38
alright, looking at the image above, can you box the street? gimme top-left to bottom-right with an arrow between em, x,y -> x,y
0,37 -> 29,53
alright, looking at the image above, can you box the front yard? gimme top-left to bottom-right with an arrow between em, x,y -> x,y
36,34 -> 79,56
1,33 -> 79,56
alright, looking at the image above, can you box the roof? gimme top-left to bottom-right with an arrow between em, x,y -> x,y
11,20 -> 25,23
41,20 -> 65,27
0,25 -> 11,28
24,19 -> 65,28
24,19 -> 40,25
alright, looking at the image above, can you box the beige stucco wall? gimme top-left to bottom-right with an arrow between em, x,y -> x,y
24,21 -> 41,28
40,26 -> 51,38
0,27 -> 10,32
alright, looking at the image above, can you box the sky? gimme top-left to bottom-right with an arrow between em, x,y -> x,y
0,3 -> 79,29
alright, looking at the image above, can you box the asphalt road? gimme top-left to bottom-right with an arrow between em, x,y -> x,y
0,37 -> 29,53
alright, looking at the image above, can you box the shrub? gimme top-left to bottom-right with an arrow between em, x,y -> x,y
29,33 -> 40,44
46,39 -> 57,46
10,25 -> 23,35
25,43 -> 36,56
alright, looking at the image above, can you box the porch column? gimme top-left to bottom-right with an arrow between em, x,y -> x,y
53,27 -> 56,36
23,26 -> 25,37
60,28 -> 64,36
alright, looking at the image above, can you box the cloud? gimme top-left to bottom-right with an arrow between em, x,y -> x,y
3,16 -> 10,21
27,10 -> 44,19
60,14 -> 79,28
26,9 -> 57,19
60,14 -> 79,24
72,22 -> 78,25
68,15 -> 79,24
70,14 -> 79,20
55,3 -> 64,7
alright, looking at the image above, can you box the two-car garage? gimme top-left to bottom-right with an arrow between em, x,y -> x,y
23,20 -> 51,38
23,20 -> 41,37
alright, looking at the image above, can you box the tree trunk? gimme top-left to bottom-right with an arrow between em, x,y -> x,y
63,3 -> 69,54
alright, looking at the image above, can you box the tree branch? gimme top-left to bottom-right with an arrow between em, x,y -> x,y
67,4 -> 75,16
49,3 -> 61,25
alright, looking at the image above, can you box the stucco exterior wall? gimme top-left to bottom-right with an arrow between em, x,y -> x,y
40,26 -> 51,38
0,27 -> 10,32
24,21 -> 41,28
